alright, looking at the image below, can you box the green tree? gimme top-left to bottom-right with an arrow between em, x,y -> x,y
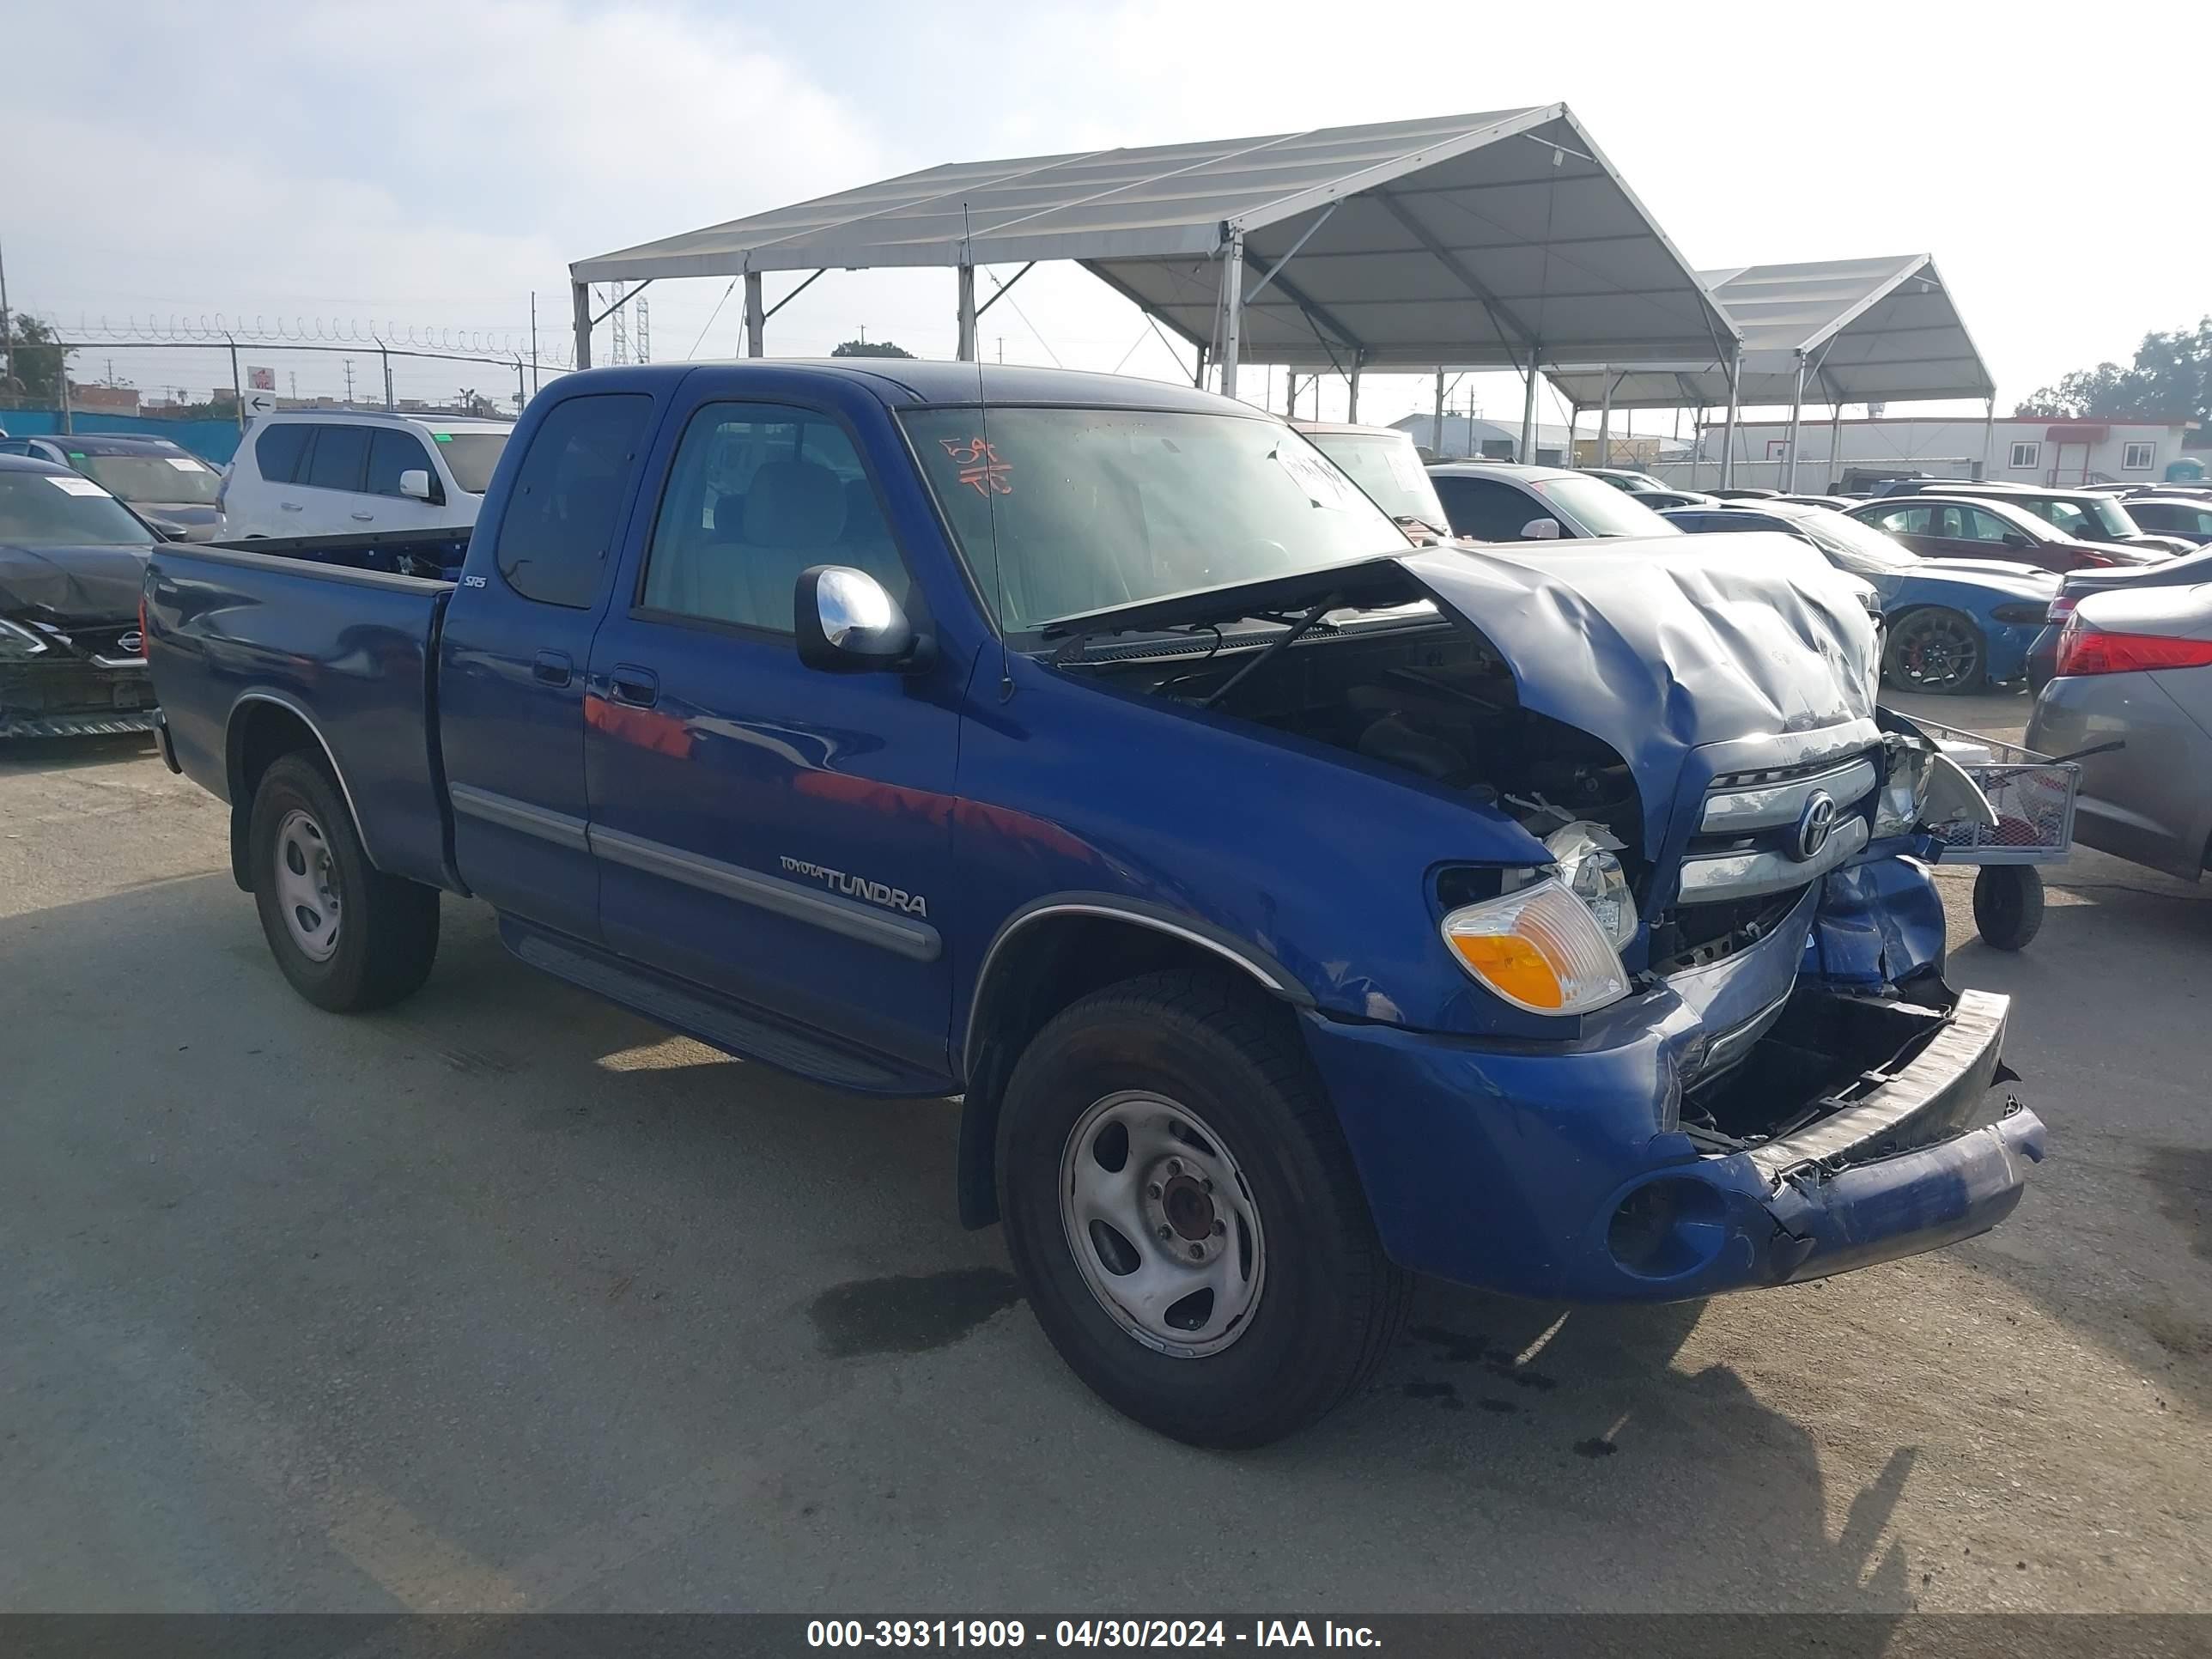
1,312 -> 72,404
2016,317 -> 2211,427
830,338 -> 915,359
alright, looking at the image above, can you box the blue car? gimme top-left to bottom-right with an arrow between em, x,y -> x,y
1663,501 -> 2057,695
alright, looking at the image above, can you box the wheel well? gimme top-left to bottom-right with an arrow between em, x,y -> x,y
953,912 -> 1297,1230
224,701 -> 337,891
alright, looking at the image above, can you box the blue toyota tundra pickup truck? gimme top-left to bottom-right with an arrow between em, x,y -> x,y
145,361 -> 2045,1446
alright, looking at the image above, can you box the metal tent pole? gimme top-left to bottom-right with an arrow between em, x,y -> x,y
1979,396 -> 1996,481
1566,401 -> 1580,469
1284,371 -> 1298,417
1784,355 -> 1806,490
1432,367 -> 1445,454
1596,367 -> 1613,468
744,273 -> 766,358
1720,349 -> 1742,489
956,265 -> 978,362
1215,230 -> 1245,400
59,357 -> 74,434
1519,353 -> 1540,463
1828,403 -> 1844,489
1346,353 -> 1364,423
571,283 -> 592,370
226,339 -> 241,433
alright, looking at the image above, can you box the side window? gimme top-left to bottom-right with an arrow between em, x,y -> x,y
305,424 -> 370,493
366,428 -> 435,498
254,423 -> 311,484
1433,477 -> 1540,542
1873,506 -> 1931,536
494,393 -> 653,610
2040,501 -> 2088,537
638,401 -> 900,633
1962,507 -> 2017,543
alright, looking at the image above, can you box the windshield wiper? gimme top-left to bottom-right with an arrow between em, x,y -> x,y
1196,598 -> 1340,708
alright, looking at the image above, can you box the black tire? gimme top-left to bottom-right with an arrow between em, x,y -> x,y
248,752 -> 440,1012
996,969 -> 1412,1448
1882,605 -> 1988,695
1972,865 -> 2045,951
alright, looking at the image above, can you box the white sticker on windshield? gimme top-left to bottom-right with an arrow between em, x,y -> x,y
1384,442 -> 1425,495
1273,443 -> 1362,511
46,476 -> 108,496
166,457 -> 204,471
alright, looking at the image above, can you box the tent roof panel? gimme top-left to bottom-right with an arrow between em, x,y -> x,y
574,105 -> 1738,368
1544,254 -> 1994,409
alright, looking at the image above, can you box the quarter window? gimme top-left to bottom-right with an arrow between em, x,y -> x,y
2122,441 -> 2155,471
2008,441 -> 2039,470
1433,476 -> 1545,542
255,423 -> 312,484
638,402 -> 901,634
494,393 -> 653,610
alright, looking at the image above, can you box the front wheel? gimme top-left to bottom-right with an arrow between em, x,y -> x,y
1883,606 -> 1988,695
996,969 -> 1410,1448
249,753 -> 440,1011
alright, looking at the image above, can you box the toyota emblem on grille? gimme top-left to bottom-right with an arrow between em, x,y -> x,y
118,631 -> 145,655
1792,790 -> 1838,861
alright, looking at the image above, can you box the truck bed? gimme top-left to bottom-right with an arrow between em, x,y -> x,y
145,539 -> 458,890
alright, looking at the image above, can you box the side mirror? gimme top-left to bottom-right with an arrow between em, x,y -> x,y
2002,532 -> 2030,549
398,468 -> 435,502
1521,517 -> 1563,541
796,564 -> 919,672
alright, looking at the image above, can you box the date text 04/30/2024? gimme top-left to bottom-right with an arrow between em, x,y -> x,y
805,1622 -> 1381,1649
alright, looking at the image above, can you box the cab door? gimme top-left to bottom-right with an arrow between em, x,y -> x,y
582,379 -> 960,1080
440,388 -> 661,942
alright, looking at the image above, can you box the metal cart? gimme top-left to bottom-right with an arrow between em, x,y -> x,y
1910,720 -> 2085,952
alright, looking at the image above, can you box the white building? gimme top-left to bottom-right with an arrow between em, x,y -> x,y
1682,414 -> 2202,491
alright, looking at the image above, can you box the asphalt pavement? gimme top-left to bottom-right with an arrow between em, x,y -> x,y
3,693 -> 2207,1613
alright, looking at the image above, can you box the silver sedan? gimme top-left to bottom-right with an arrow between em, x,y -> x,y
2026,579 -> 2212,881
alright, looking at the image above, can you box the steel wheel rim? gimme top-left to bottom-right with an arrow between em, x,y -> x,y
1893,611 -> 1980,691
274,808 -> 342,963
1058,1091 -> 1265,1359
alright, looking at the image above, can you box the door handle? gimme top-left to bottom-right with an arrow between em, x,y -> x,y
532,650 -> 573,687
351,511 -> 375,521
279,501 -> 303,512
608,665 -> 659,708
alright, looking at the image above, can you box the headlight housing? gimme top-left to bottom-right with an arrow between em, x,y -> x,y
1873,733 -> 1935,838
1541,820 -> 1638,951
0,618 -> 53,660
1441,877 -> 1629,1017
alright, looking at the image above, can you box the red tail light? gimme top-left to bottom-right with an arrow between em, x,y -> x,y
138,592 -> 149,653
2046,595 -> 2079,623
2073,550 -> 2117,568
2055,618 -> 2212,677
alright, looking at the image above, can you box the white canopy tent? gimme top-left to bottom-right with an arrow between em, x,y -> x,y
1543,255 -> 1995,487
569,104 -> 1739,463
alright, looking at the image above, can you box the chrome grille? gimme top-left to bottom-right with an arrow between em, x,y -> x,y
1676,746 -> 1881,906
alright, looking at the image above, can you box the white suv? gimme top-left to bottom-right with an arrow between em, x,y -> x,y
218,412 -> 513,540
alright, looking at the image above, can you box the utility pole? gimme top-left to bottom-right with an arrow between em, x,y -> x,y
343,358 -> 356,402
530,291 -> 540,395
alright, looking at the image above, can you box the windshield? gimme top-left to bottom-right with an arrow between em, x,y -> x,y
1773,505 -> 1920,571
0,471 -> 156,544
902,407 -> 1409,630
2079,496 -> 2141,538
74,452 -> 221,506
1300,430 -> 1449,528
429,431 -> 508,493
1595,471 -> 1666,493
1528,475 -> 1680,537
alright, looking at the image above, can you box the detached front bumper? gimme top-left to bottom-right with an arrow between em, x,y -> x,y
1304,982 -> 2042,1302
0,654 -> 155,739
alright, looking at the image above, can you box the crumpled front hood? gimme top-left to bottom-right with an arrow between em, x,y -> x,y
0,543 -> 152,626
1401,534 -> 1878,850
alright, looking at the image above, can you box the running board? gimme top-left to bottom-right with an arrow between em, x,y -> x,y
501,921 -> 916,1093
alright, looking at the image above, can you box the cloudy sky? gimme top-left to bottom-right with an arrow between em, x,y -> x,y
4,0 -> 2203,428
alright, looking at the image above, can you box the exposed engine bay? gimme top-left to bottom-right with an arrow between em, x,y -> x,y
1089,623 -> 1649,875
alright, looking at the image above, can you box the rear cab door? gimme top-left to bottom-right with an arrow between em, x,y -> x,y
580,367 -> 968,1086
438,380 -> 666,942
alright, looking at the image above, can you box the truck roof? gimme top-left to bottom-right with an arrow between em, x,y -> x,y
564,359 -> 1255,415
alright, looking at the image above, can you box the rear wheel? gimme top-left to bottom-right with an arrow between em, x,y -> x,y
248,753 -> 440,1011
1972,865 -> 2045,951
1883,606 -> 1988,695
997,969 -> 1410,1448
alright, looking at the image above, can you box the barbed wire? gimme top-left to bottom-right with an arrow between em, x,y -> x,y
64,314 -> 580,368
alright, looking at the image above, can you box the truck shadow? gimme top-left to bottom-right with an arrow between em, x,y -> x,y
0,732 -> 157,774
3,878 -> 1932,1612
